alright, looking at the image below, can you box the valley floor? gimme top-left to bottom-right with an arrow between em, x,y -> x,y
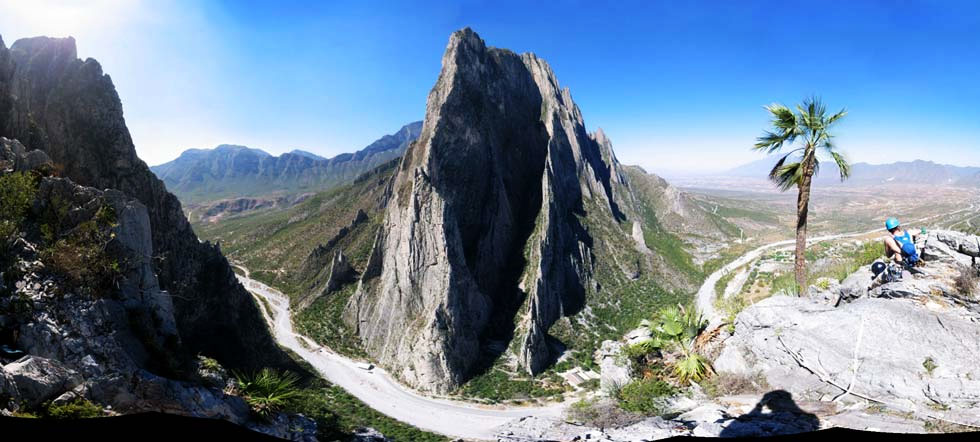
235,266 -> 565,440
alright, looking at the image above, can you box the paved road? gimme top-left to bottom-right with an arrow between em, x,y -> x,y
235,268 -> 564,440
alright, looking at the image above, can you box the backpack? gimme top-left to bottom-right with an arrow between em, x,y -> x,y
894,231 -> 920,266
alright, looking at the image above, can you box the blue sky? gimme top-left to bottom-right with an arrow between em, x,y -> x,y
1,0 -> 978,173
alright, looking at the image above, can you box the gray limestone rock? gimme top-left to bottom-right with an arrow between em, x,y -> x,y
350,427 -> 390,442
4,356 -> 82,408
345,27 -> 647,392
715,293 -> 980,423
595,340 -> 633,393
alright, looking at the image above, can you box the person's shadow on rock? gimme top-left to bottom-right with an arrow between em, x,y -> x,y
719,390 -> 820,437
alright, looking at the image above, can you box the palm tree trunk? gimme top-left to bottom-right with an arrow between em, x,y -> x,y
794,161 -> 814,296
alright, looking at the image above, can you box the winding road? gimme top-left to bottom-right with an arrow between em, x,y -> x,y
696,201 -> 980,326
235,267 -> 564,440
233,198 -> 978,439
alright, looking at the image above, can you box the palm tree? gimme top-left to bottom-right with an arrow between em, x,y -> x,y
754,96 -> 851,295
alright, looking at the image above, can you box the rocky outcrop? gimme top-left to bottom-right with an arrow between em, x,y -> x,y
344,28 -> 638,392
0,35 -> 297,375
342,28 -> 730,393
715,230 -> 980,427
0,148 -> 313,438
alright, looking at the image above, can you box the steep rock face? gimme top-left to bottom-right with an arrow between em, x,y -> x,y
345,29 -> 641,391
0,36 -> 297,374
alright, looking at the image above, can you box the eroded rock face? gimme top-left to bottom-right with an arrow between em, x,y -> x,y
0,35 -> 296,374
344,28 -> 636,392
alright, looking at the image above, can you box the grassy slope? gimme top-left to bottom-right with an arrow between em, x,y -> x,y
193,160 -> 395,300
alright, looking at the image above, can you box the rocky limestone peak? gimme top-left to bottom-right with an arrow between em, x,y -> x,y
0,35 -> 299,374
9,35 -> 78,64
345,28 -> 642,392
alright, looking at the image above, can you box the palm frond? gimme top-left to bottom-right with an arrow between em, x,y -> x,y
830,150 -> 851,181
826,108 -> 848,126
754,104 -> 799,152
770,161 -> 803,192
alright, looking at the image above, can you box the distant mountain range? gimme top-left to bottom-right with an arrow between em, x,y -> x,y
151,121 -> 422,204
724,157 -> 980,187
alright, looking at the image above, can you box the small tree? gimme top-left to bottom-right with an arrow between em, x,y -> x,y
754,96 -> 851,295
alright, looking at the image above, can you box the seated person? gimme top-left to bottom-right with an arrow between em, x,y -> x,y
883,217 -> 923,267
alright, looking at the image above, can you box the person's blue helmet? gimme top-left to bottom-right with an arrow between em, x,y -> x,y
885,217 -> 900,230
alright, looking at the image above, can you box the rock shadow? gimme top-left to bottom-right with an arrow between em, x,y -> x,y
719,390 -> 820,437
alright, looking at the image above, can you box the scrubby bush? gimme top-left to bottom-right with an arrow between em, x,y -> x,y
700,371 -> 770,399
44,397 -> 103,419
233,368 -> 301,419
568,398 -> 644,428
40,202 -> 122,297
0,171 -> 37,242
616,377 -> 676,415
954,265 -> 978,297
650,306 -> 714,383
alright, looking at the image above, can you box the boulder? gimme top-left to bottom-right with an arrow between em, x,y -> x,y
4,356 -> 82,408
0,369 -> 21,410
715,295 -> 980,424
246,412 -> 319,442
350,427 -> 390,442
595,340 -> 632,393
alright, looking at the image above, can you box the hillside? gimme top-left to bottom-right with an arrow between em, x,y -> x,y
190,29 -> 734,397
725,157 -> 980,187
151,121 -> 421,205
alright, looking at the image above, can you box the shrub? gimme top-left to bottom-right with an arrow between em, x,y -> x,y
0,171 -> 37,242
40,203 -> 122,297
45,398 -> 103,418
567,398 -> 643,428
673,353 -> 712,384
199,355 -> 223,373
700,371 -> 770,399
648,305 -> 714,383
234,368 -> 302,419
616,377 -> 676,415
954,265 -> 978,297
923,357 -> 937,376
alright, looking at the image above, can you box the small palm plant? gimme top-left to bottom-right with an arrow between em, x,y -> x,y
233,368 -> 301,419
754,96 -> 851,295
651,305 -> 713,383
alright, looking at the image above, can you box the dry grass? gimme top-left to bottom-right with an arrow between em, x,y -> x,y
567,398 -> 646,428
953,265 -> 979,297
700,371 -> 771,399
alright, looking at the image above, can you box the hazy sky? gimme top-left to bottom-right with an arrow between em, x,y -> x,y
1,0 -> 978,173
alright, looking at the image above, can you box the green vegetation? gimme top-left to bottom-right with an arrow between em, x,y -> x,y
615,377 -> 676,415
923,357 -> 938,376
639,205 -> 703,283
700,371 -> 771,399
288,379 -> 447,441
193,162 -> 394,301
233,368 -> 302,419
199,355 -> 223,373
654,306 -> 712,383
621,305 -> 713,395
44,397 -> 104,419
714,269 -> 736,298
276,347 -> 446,442
39,201 -> 122,298
753,96 -> 851,294
294,284 -> 365,357
0,171 -> 37,242
457,362 -> 567,403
